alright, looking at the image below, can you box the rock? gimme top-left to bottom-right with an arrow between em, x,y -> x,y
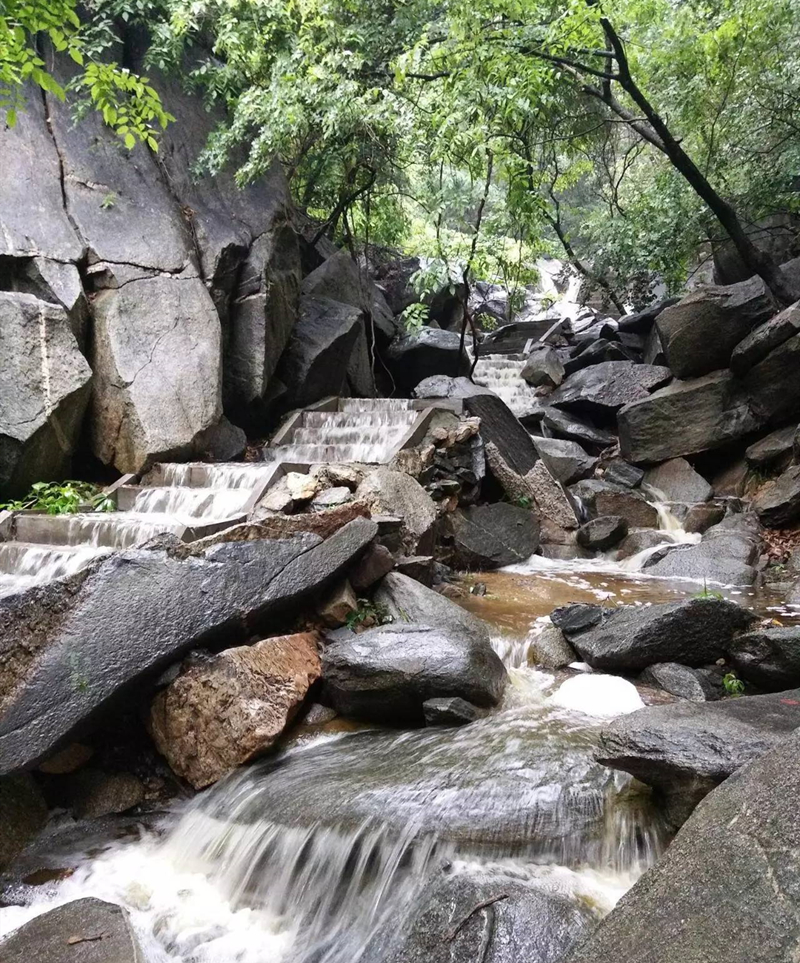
357,468 -> 437,554
274,296 -> 364,410
367,866 -> 596,963
395,555 -> 435,586
412,375 -> 494,401
752,464 -> 800,526
639,663 -> 714,702
151,632 -> 321,788
311,486 -> 353,510
577,516 -> 629,551
285,471 -> 320,502
682,501 -> 726,534
301,250 -> 398,343
0,292 -> 92,496
644,513 -> 761,585
619,371 -> 759,464
745,425 -> 797,467
728,626 -> 800,691
521,345 -> 565,387
655,276 -> 777,378
616,529 -> 669,560
451,503 -> 540,570
0,898 -> 145,963
617,298 -> 679,334
89,265 -> 223,473
729,300 -> 800,375
563,729 -> 800,963
38,743 -> 94,775
547,361 -> 671,415
310,463 -> 365,491
374,572 -> 492,647
321,624 -> 507,724
534,438 -> 598,485
0,518 -> 376,773
528,624 -> 578,669
0,773 -> 48,870
462,393 -> 538,477
743,331 -> 800,426
317,581 -> 359,627
349,542 -> 395,592
251,500 -> 371,539
194,416 -> 247,462
551,603 -> 604,635
561,598 -> 757,671
603,460 -> 644,488
63,769 -> 144,819
592,487 -> 659,528
598,689 -> 800,828
643,458 -> 712,503
422,697 -> 479,726
541,408 -> 617,449
386,328 -> 469,393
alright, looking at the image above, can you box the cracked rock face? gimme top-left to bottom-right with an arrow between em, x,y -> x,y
89,264 -> 223,472
0,291 -> 92,496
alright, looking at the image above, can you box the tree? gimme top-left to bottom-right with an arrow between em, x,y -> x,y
1,0 -> 173,147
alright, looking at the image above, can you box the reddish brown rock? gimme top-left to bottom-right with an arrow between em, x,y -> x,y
150,632 -> 322,788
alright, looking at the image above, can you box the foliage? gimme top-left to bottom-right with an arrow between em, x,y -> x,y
723,672 -> 746,697
345,598 -> 394,631
694,581 -> 725,601
0,0 -> 173,147
0,480 -> 115,515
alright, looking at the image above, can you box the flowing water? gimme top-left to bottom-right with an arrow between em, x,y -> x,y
1,496 -> 796,960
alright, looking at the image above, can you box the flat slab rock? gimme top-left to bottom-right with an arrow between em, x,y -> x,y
322,623 -> 507,725
0,898 -> 143,963
552,597 -> 757,672
0,517 -> 377,773
564,728 -> 800,963
547,360 -> 671,414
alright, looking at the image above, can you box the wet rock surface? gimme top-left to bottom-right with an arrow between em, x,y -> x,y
598,689 -> 800,828
566,729 -> 800,963
451,503 -> 540,569
557,598 -> 757,671
728,626 -> 800,691
322,624 -> 507,724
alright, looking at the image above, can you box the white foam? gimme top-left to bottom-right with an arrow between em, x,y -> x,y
548,674 -> 644,718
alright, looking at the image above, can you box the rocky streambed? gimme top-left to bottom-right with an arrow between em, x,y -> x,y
1,547 -> 798,963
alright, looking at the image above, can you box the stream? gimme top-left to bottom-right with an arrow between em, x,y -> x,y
1,524 -> 797,962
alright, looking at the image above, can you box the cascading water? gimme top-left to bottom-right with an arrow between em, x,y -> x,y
472,355 -> 542,419
264,401 -> 418,465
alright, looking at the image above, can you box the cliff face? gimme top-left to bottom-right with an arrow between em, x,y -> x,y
0,51 -> 390,494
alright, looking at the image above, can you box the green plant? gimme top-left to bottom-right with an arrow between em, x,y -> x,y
515,496 -> 533,510
723,672 -> 746,697
100,192 -> 117,209
0,481 -> 115,515
400,302 -> 429,334
694,579 -> 724,601
346,599 -> 394,630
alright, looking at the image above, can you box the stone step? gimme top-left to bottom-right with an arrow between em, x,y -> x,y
301,410 -> 418,429
13,512 -> 187,549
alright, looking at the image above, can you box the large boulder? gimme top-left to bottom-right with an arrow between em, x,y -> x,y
643,513 -> 761,585
563,729 -> 800,963
89,264 -> 223,473
0,518 -> 377,773
577,516 -> 628,551
0,898 -> 144,963
451,503 -> 540,569
742,331 -> 800,426
386,328 -> 470,393
547,361 -> 671,415
0,292 -> 92,496
541,408 -> 617,449
598,690 -> 800,828
367,866 -> 596,963
655,276 -> 777,379
728,626 -> 800,691
533,437 -> 598,485
619,371 -> 759,464
729,300 -> 800,375
273,295 -> 364,410
357,468 -> 438,554
373,572 -> 491,647
642,457 -> 712,503
640,662 -> 716,703
521,345 -> 565,388
745,424 -> 797,467
150,632 -> 322,788
752,464 -> 800,526
556,598 -> 757,672
321,623 -> 507,724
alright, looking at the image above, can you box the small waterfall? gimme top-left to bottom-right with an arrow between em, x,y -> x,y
0,542 -> 109,597
620,488 -> 702,573
472,355 -> 542,418
265,400 -> 418,465
131,486 -> 253,521
156,463 -> 279,491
